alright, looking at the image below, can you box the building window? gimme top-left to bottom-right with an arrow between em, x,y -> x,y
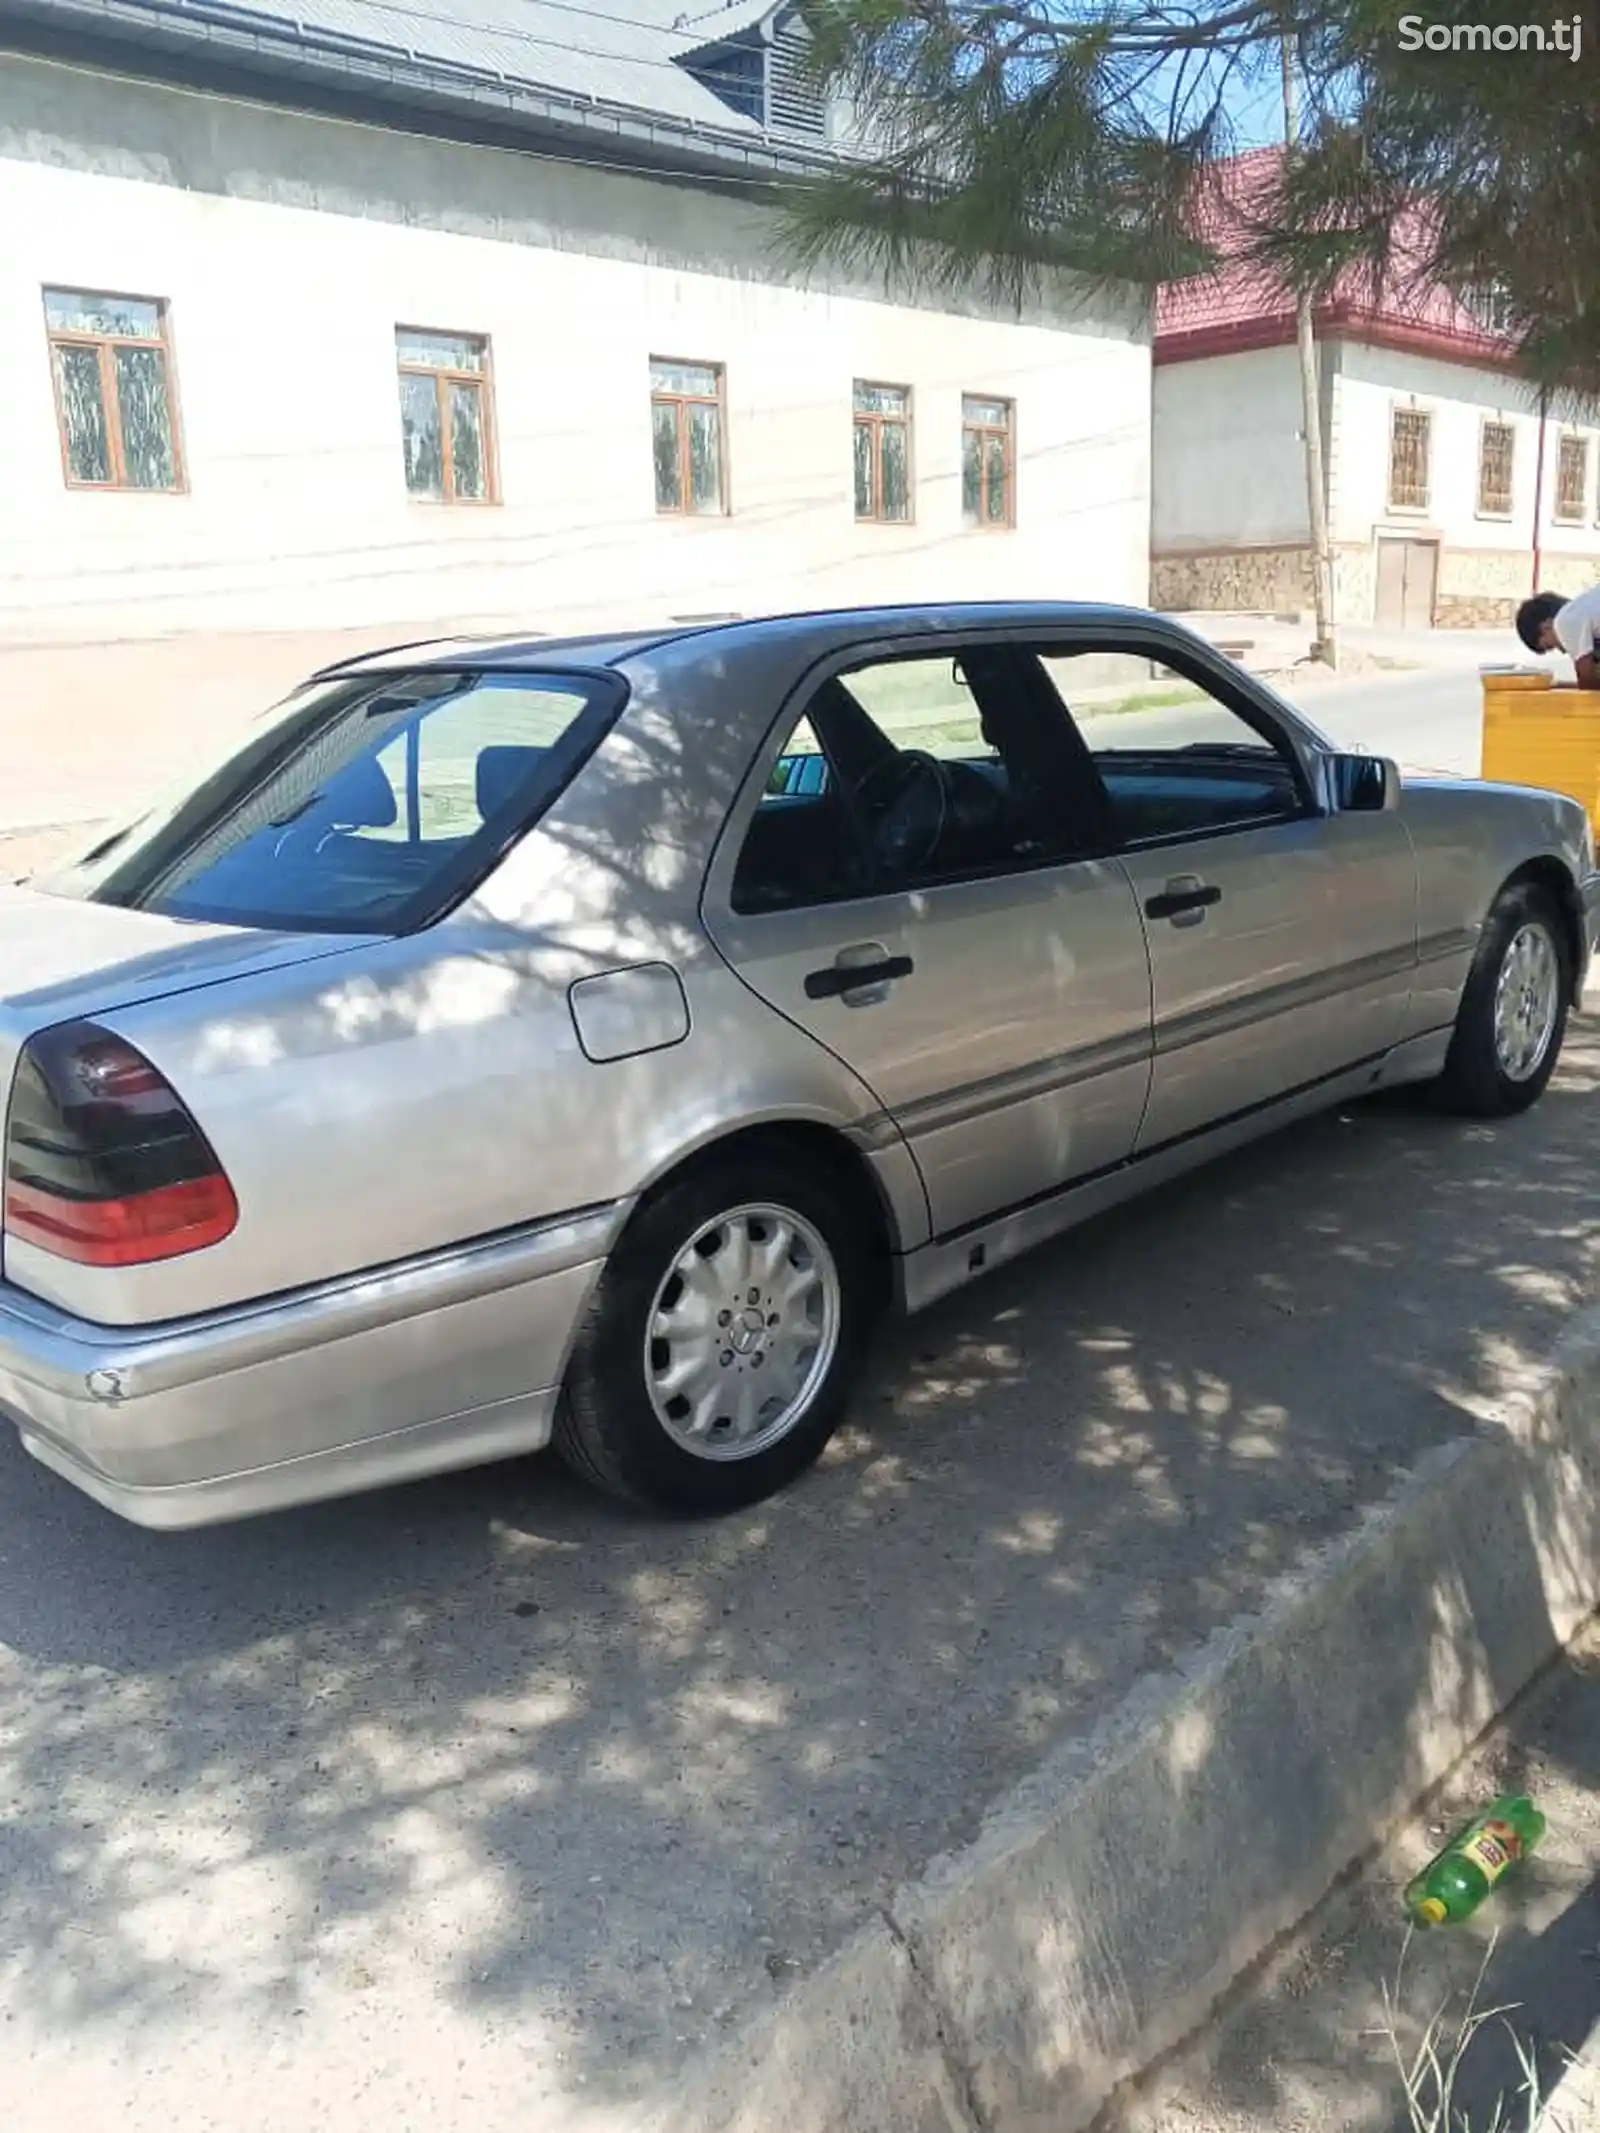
853,382 -> 912,522
1388,406 -> 1432,512
1477,419 -> 1516,518
1556,433 -> 1589,524
962,394 -> 1016,528
396,329 -> 495,503
44,287 -> 181,492
1463,282 -> 1517,336
651,359 -> 726,515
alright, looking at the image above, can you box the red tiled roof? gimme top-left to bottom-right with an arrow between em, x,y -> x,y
1154,146 -> 1519,369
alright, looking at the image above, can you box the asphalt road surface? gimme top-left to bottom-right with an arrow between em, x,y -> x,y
1298,666 -> 1488,779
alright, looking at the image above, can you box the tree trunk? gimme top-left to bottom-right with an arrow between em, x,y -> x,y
1282,36 -> 1338,668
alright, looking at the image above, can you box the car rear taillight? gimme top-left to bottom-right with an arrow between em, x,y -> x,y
3,1021 -> 237,1267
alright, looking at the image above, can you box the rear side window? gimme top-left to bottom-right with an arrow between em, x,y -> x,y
41,668 -> 620,934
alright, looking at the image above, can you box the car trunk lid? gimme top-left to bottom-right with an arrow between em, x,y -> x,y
0,882 -> 374,1121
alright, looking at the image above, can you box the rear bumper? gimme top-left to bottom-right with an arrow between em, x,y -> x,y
0,1204 -> 622,1528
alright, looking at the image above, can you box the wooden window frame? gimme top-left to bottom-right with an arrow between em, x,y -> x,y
1476,416 -> 1516,520
44,285 -> 185,494
1555,431 -> 1589,525
1387,403 -> 1432,514
650,357 -> 728,517
962,393 -> 1017,531
853,380 -> 914,525
395,326 -> 499,506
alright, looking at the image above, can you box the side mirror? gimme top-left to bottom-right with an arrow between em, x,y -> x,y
1332,752 -> 1401,813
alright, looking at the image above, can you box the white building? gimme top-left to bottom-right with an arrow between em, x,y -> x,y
0,4 -> 1151,649
1152,150 -> 1600,630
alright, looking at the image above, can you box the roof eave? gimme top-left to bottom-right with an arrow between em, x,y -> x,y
0,0 -> 841,184
1155,304 -> 1523,374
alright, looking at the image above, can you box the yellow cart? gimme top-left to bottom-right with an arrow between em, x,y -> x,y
1480,669 -> 1600,836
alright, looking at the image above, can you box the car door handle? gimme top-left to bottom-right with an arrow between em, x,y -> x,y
1145,877 -> 1222,925
804,953 -> 914,1001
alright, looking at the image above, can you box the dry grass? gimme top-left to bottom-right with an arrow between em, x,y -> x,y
1377,1933 -> 1576,2133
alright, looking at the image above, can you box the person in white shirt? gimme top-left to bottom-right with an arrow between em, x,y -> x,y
1517,587 -> 1600,686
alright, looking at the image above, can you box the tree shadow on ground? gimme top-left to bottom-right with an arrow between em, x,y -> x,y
2,1031 -> 1599,2124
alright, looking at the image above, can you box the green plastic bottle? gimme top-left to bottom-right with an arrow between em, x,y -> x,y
1404,1795 -> 1546,1926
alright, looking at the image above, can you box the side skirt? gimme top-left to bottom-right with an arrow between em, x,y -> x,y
897,1028 -> 1454,1317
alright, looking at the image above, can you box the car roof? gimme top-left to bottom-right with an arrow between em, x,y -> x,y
309,629 -> 684,680
310,603 -> 1184,680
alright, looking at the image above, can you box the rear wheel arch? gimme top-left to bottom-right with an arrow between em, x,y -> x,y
628,1120 -> 900,1313
556,1124 -> 889,1508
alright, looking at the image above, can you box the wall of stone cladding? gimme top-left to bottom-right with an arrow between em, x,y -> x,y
1532,551 -> 1600,597
1151,539 -> 1600,623
1440,548 -> 1534,599
1334,545 -> 1374,626
1151,547 -> 1312,612
1436,594 -> 1517,628
1432,545 -> 1600,627
1439,547 -> 1600,600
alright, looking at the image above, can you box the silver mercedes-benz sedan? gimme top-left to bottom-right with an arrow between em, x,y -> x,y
0,604 -> 1593,1528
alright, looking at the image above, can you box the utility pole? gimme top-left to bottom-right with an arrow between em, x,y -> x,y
1531,383 -> 1549,594
1281,32 -> 1338,668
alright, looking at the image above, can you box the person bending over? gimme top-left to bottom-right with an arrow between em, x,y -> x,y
1517,587 -> 1600,686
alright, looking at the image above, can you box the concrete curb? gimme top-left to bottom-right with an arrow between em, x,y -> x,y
655,1310 -> 1600,2133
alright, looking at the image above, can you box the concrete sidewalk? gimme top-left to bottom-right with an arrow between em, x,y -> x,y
0,622 -> 473,835
1169,610 -> 1522,686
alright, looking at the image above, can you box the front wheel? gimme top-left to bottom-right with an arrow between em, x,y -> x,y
1435,882 -> 1570,1117
554,1151 -> 871,1512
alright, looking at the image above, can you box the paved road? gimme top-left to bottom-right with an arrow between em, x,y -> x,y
1297,665 -> 1489,779
3,1014 -> 1599,2131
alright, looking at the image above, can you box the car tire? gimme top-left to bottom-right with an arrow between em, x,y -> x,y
1434,881 -> 1571,1118
554,1149 -> 872,1513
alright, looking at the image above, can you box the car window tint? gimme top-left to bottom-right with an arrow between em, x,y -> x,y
731,650 -> 1093,912
40,669 -> 613,934
1036,650 -> 1300,845
841,658 -> 997,763
761,714 -> 831,801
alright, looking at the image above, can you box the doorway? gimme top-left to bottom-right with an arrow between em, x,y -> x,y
1375,537 -> 1440,630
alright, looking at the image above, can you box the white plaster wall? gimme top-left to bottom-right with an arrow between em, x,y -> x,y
0,55 -> 1151,644
1151,347 -> 1307,550
1329,340 -> 1600,557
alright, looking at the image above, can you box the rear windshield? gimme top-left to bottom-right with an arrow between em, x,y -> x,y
40,666 -> 623,934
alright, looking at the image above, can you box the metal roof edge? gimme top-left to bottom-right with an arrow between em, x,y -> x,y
0,0 -> 842,183
1154,309 -> 1525,376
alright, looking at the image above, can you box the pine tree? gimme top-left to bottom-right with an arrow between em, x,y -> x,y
783,0 -> 1600,399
